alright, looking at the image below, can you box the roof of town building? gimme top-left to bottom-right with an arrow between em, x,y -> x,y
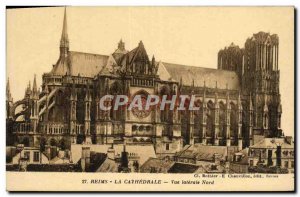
175,144 -> 228,161
140,157 -> 174,173
71,144 -> 156,165
250,138 -> 294,149
96,158 -> 118,173
168,162 -> 200,173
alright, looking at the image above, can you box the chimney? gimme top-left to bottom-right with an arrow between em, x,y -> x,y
276,145 -> 282,168
213,153 -> 221,165
81,147 -> 90,172
107,144 -> 115,160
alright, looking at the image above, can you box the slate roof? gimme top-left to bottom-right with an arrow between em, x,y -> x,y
96,158 -> 118,173
68,51 -> 109,77
50,42 -> 241,87
175,144 -> 228,161
51,51 -> 109,77
168,163 -> 200,173
161,62 -> 240,90
250,138 -> 294,149
140,157 -> 174,173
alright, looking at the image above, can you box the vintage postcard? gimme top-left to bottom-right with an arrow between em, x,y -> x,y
6,6 -> 295,192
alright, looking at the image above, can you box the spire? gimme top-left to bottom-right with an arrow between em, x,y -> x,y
152,55 -> 155,66
33,74 -> 37,91
139,40 -> 144,47
25,81 -> 31,98
6,78 -> 12,102
32,74 -> 37,96
118,39 -> 125,51
61,7 -> 68,45
44,83 -> 49,94
60,7 -> 69,57
28,81 -> 31,91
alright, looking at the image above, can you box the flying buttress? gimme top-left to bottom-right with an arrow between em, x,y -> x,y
38,88 -> 58,117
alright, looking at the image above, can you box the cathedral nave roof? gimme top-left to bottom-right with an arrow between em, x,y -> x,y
160,62 -> 240,90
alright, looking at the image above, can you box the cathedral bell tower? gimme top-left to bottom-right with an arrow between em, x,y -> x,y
242,32 -> 281,137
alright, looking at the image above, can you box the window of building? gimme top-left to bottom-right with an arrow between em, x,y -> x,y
284,161 -> 289,168
249,160 -> 254,166
24,151 -> 30,160
166,143 -> 169,151
33,151 -> 40,162
291,160 -> 294,168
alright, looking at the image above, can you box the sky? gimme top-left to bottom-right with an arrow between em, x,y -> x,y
6,7 -> 294,136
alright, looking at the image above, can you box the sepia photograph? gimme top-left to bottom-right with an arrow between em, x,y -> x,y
5,6 -> 295,192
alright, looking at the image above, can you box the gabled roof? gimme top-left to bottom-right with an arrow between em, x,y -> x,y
119,41 -> 150,67
160,62 -> 240,90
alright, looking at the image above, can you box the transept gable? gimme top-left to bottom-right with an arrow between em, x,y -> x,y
118,41 -> 158,76
98,55 -> 119,76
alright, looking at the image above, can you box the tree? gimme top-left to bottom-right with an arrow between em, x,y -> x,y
40,137 -> 47,152
59,138 -> 66,150
76,134 -> 85,144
